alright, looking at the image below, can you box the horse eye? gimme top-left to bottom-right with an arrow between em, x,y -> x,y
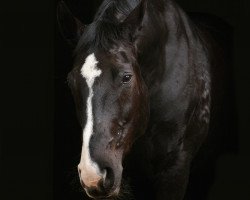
122,74 -> 132,84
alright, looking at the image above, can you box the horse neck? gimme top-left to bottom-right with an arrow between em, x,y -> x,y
138,0 -> 204,96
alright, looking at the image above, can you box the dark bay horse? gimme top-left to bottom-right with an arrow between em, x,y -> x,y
57,0 -> 236,199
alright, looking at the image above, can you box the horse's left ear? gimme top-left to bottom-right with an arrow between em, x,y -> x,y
57,1 -> 85,47
122,0 -> 146,37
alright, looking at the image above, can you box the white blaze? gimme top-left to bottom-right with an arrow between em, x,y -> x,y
78,53 -> 103,188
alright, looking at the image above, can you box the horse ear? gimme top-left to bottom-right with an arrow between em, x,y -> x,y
57,1 -> 85,47
122,1 -> 146,35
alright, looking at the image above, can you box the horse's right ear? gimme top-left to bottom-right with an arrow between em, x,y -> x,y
57,1 -> 85,47
122,0 -> 146,37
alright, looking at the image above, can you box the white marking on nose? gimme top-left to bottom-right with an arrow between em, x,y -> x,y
78,53 -> 102,188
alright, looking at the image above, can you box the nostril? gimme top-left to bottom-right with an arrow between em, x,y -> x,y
77,166 -> 82,178
103,167 -> 114,190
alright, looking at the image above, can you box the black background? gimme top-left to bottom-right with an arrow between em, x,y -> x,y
1,0 -> 250,199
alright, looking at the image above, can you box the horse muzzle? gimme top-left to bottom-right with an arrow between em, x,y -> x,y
78,164 -> 122,199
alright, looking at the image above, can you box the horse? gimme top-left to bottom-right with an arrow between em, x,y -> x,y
57,0 -> 237,199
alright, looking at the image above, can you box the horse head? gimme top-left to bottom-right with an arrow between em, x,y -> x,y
57,1 -> 149,198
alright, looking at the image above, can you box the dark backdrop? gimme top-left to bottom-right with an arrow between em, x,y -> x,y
1,0 -> 250,200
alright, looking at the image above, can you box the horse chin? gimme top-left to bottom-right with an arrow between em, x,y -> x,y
104,187 -> 121,199
85,187 -> 120,200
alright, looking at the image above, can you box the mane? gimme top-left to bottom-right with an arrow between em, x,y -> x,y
94,0 -> 139,23
75,0 -> 141,53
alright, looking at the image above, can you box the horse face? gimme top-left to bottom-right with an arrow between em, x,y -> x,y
67,46 -> 149,198
57,1 -> 148,198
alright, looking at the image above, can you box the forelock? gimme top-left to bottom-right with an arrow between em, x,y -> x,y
75,0 -> 141,53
